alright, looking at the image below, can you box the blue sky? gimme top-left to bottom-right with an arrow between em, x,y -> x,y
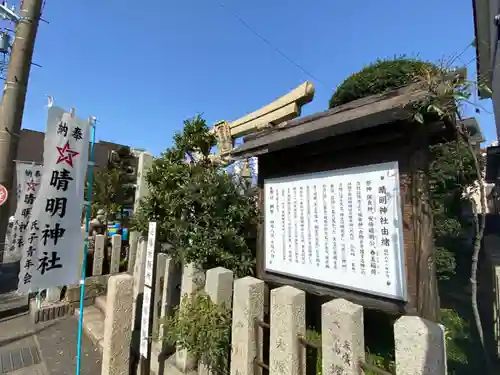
8,0 -> 497,155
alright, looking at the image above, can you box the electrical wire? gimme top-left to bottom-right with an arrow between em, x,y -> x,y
218,3 -> 332,90
447,41 -> 474,68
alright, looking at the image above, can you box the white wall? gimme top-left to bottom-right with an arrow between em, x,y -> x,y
487,0 -> 500,137
467,181 -> 494,214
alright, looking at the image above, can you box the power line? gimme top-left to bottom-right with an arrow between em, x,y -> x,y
447,41 -> 474,68
218,3 -> 332,90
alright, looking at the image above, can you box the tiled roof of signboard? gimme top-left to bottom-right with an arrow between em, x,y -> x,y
230,82 -> 430,158
231,70 -> 470,159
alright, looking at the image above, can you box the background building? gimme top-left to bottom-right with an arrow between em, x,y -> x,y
472,0 -> 500,136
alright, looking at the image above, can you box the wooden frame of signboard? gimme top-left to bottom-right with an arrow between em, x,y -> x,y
231,82 -> 476,320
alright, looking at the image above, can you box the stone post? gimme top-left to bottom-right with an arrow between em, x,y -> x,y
394,315 -> 447,375
175,263 -> 206,373
159,257 -> 182,339
150,256 -> 182,375
131,236 -> 147,330
45,287 -> 61,302
152,253 -> 167,339
269,286 -> 306,375
199,267 -> 234,375
321,299 -> 365,375
101,273 -> 134,375
230,277 -> 265,375
127,231 -> 139,274
110,234 -> 122,274
133,151 -> 153,212
133,237 -> 147,299
130,151 -> 152,277
485,235 -> 500,358
92,234 -> 105,276
495,265 -> 500,357
204,267 -> 233,305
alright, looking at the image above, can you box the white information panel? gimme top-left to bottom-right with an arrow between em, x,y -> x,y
144,221 -> 157,288
140,221 -> 157,358
264,161 -> 407,301
140,286 -> 152,358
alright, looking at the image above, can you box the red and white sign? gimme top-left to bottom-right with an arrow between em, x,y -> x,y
0,184 -> 8,206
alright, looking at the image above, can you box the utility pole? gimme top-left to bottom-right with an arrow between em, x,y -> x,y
0,0 -> 43,262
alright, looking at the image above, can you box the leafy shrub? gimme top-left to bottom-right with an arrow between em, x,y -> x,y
132,115 -> 258,277
440,308 -> 469,366
306,329 -> 322,375
164,292 -> 232,375
329,57 -> 438,108
85,146 -> 136,224
429,140 -> 482,281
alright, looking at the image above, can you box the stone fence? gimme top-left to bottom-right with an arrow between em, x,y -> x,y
30,233 -> 130,323
99,237 -> 447,375
85,233 -> 129,277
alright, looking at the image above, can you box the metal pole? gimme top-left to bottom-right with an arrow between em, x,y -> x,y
75,119 -> 96,375
0,0 -> 43,262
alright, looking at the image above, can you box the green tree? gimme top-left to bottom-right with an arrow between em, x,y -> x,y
87,146 -> 136,225
429,141 -> 482,281
108,146 -> 136,223
132,115 -> 258,277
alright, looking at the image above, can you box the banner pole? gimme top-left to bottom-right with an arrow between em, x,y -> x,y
75,118 -> 96,375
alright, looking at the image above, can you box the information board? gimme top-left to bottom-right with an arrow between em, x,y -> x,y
264,161 -> 407,301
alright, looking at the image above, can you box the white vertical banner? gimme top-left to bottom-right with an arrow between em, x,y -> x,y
140,221 -> 157,358
250,156 -> 258,184
16,162 -> 26,200
5,163 -> 43,262
17,106 -> 90,293
6,162 -> 25,251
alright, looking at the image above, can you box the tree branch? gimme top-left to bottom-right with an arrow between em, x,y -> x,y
456,116 -> 491,373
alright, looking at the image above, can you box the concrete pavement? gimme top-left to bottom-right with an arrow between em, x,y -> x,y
36,316 -> 103,375
0,262 -> 29,320
0,309 -> 102,375
0,261 -> 102,375
0,261 -> 47,375
0,313 -> 46,374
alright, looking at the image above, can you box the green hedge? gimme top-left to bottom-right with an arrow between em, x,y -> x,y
329,57 -> 438,108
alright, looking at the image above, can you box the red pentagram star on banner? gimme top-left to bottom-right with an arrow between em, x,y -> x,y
26,179 -> 39,192
56,141 -> 79,167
